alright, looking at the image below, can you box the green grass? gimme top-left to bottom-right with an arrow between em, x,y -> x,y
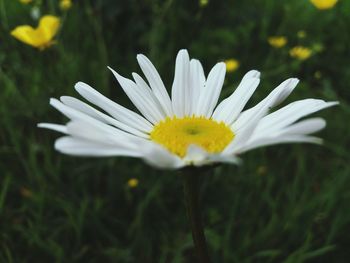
1,0 -> 350,262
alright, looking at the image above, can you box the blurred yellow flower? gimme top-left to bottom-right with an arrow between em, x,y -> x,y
310,0 -> 338,9
268,36 -> 287,48
225,59 -> 239,72
60,0 -> 72,11
19,0 -> 32,4
11,15 -> 60,50
199,0 -> 209,7
289,46 -> 312,60
127,178 -> 139,188
297,30 -> 307,38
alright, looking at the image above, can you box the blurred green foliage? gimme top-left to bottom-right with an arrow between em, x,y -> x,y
1,0 -> 350,262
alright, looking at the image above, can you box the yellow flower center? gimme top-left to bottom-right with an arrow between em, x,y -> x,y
60,0 -> 72,10
150,116 -> 234,158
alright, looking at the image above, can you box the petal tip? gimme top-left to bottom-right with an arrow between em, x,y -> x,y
178,48 -> 188,54
243,70 -> 261,80
136,54 -> 145,61
176,49 -> 190,60
252,70 -> 261,78
107,66 -> 118,75
60,95 -> 69,102
74,81 -> 87,91
49,98 -> 58,105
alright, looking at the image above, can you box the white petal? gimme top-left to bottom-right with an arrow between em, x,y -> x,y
280,118 -> 326,135
55,97 -> 149,139
241,78 -> 299,116
171,49 -> 191,117
136,54 -> 173,116
229,98 -> 337,154
171,49 -> 190,117
65,121 -> 142,149
37,123 -> 68,134
60,96 -> 107,123
132,72 -> 166,118
225,79 -> 301,154
183,145 -> 241,166
108,67 -> 164,124
242,69 -> 261,80
189,59 -> 205,115
254,99 -> 338,136
55,136 -> 142,157
74,82 -> 153,132
271,78 -> 299,107
232,78 -> 299,132
139,142 -> 184,169
237,135 -> 323,154
224,94 -> 272,154
183,144 -> 209,166
212,70 -> 260,124
195,62 -> 226,117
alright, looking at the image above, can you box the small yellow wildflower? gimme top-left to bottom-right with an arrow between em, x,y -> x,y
127,178 -> 139,188
19,0 -> 32,4
199,0 -> 209,7
11,15 -> 60,50
297,30 -> 307,39
310,0 -> 338,9
60,0 -> 72,11
289,46 -> 312,60
268,36 -> 287,48
224,59 -> 239,72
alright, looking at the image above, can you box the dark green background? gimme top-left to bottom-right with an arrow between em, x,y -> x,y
1,0 -> 349,262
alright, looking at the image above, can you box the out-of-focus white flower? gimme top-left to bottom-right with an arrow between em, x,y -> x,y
30,6 -> 41,20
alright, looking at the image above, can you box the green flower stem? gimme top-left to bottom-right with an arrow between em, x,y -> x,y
182,168 -> 211,263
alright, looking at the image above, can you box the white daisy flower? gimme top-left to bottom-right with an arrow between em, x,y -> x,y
39,49 -> 338,169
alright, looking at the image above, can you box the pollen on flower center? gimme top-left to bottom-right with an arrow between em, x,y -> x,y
150,116 -> 235,158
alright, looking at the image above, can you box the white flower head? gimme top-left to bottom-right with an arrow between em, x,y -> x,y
39,49 -> 338,169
